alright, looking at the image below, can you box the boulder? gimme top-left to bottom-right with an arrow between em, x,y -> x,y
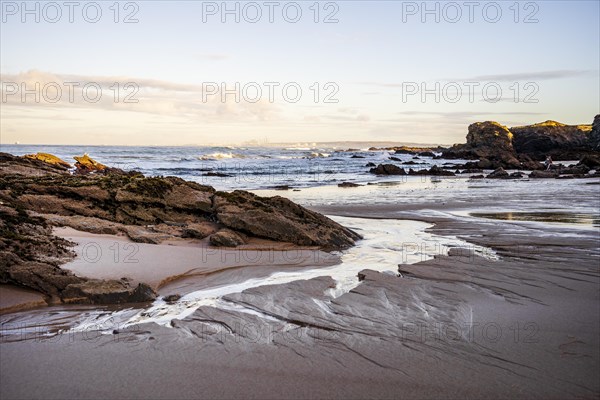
369,164 -> 406,175
442,122 -> 521,169
486,167 -> 509,179
428,165 -> 455,176
466,121 -> 514,151
212,191 -> 362,249
163,294 -> 181,303
24,153 -> 71,168
182,222 -> 218,239
578,154 -> 600,169
209,229 -> 246,247
0,152 -> 69,176
408,166 -> 455,176
62,280 -> 156,304
338,182 -> 361,188
558,165 -> 590,175
529,170 -> 558,179
73,154 -> 108,174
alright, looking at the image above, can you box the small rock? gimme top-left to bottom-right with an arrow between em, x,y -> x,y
24,153 -> 71,168
163,294 -> 181,303
73,154 -> 108,174
209,229 -> 246,247
182,222 -> 217,239
203,172 -> 232,177
529,170 -> 558,179
338,182 -> 361,188
486,167 -> 509,179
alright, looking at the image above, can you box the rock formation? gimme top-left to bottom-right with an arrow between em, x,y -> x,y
590,114 -> 600,150
442,117 -> 599,169
511,120 -> 593,160
369,164 -> 406,175
442,121 -> 523,169
0,152 -> 362,306
24,153 -> 71,168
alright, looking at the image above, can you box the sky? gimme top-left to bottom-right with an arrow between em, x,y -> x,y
0,0 -> 599,146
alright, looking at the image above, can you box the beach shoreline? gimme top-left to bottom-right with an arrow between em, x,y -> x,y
2,199 -> 598,399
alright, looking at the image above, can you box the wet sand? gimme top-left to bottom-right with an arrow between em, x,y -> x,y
0,285 -> 46,315
1,179 -> 599,399
56,227 -> 339,290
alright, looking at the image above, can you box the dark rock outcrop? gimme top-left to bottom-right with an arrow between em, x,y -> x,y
511,120 -> 593,160
1,152 -> 360,249
407,166 -> 455,176
338,182 -> 361,188
212,191 -> 361,250
0,152 -> 362,306
0,203 -> 156,305
61,280 -> 156,304
591,115 -> 600,150
486,167 -> 509,179
578,154 -> 600,169
442,122 -> 521,169
73,154 -> 109,174
442,118 -> 599,169
529,170 -> 559,179
369,164 -> 406,175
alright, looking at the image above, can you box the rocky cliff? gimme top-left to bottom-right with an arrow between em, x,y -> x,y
511,120 -> 594,160
442,116 -> 599,168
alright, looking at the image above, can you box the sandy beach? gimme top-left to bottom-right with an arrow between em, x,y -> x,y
2,174 -> 599,399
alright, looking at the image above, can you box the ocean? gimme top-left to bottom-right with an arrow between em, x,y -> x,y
1,144 -> 455,191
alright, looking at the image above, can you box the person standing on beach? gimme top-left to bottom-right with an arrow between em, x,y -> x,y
544,155 -> 553,170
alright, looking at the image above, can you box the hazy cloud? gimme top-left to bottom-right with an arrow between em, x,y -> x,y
195,53 -> 230,61
451,70 -> 596,82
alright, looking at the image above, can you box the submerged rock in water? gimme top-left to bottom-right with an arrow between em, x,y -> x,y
338,182 -> 361,188
529,170 -> 559,179
408,165 -> 455,176
369,164 -> 406,175
486,167 -> 509,179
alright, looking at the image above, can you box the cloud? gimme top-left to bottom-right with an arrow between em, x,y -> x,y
195,53 -> 230,61
355,81 -> 403,88
449,70 -> 597,82
395,111 -> 547,117
356,70 -> 597,89
0,69 -> 281,122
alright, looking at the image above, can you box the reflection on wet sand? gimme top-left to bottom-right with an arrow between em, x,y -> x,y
471,211 -> 600,227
